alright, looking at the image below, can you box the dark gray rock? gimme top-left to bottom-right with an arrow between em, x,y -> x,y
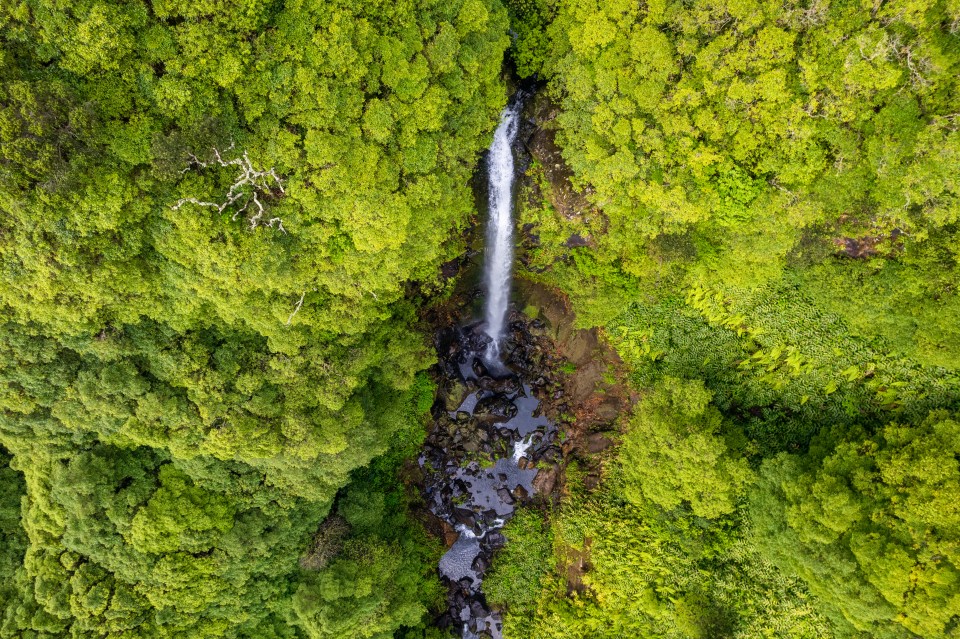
478,374 -> 521,395
473,396 -> 518,422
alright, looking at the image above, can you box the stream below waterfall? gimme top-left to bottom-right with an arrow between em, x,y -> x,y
421,320 -> 559,638
419,91 -> 559,638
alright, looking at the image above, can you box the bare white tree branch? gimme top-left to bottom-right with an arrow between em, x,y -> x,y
899,43 -> 934,88
286,292 -> 306,325
173,143 -> 287,233
769,179 -> 799,203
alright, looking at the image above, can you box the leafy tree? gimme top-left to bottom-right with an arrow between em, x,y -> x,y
503,0 -> 555,78
509,1 -> 960,637
291,540 -> 433,639
290,467 -> 443,639
489,458 -> 836,639
0,449 -> 29,634
0,0 -> 510,633
484,509 -> 554,618
752,411 -> 960,638
622,377 -> 753,519
531,0 -> 960,329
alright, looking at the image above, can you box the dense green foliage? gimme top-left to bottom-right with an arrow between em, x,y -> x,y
0,448 -> 29,634
502,0 -> 554,78
289,464 -> 444,639
540,0 -> 960,295
753,411 -> 960,638
622,377 -> 752,519
491,460 -> 837,639
2,0 -> 959,636
483,509 -> 554,619
491,1 -> 960,638
0,0 -> 509,635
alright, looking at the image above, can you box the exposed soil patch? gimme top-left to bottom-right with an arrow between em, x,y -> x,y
564,538 -> 593,596
516,278 -> 631,437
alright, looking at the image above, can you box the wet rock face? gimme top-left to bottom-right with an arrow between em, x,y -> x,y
421,317 -> 558,639
442,380 -> 471,412
478,374 -> 521,395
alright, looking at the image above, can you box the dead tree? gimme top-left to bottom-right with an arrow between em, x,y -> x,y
172,143 -> 286,233
286,292 -> 306,325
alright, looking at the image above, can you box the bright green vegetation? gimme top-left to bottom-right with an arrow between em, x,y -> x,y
538,0 -> 960,307
753,410 -> 960,639
798,260 -> 960,369
495,289 -> 960,638
621,376 -> 753,519
289,460 -> 445,639
0,0 -> 508,635
494,451 -> 836,639
490,1 -> 960,638
2,0 -> 959,637
483,509 -> 554,620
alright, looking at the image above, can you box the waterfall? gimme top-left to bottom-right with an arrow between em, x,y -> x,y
483,100 -> 522,360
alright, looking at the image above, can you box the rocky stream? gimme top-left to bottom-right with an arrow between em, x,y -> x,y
420,316 -> 560,639
417,90 -> 560,639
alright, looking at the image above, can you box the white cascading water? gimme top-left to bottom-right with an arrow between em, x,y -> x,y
483,100 -> 522,360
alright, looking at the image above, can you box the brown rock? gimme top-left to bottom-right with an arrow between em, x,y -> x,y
441,521 -> 458,548
568,359 -> 605,403
564,541 -> 592,595
440,258 -> 460,280
532,466 -> 558,495
516,280 -> 573,344
561,328 -> 599,366
584,472 -> 601,490
594,398 -> 622,422
442,380 -> 469,412
835,236 -> 879,258
526,124 -> 591,221
586,433 -> 614,454
564,233 -> 591,248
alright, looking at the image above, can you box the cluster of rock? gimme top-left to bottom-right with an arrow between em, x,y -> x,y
420,314 -> 561,639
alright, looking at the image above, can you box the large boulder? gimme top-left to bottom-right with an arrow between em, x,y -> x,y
441,379 -> 469,412
473,395 -> 518,423
478,374 -> 521,395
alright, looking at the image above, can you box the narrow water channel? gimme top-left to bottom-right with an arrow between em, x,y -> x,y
482,95 -> 521,358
